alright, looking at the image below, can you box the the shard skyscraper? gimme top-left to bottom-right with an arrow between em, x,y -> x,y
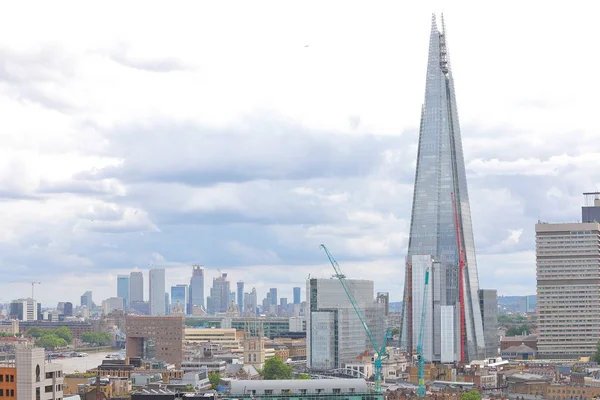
400,15 -> 485,363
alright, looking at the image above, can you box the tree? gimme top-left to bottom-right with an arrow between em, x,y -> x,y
27,327 -> 45,338
36,334 -> 67,350
261,357 -> 293,380
391,328 -> 400,336
462,390 -> 482,400
53,327 -> 73,344
505,324 -> 531,337
296,373 -> 311,380
208,372 -> 221,390
81,332 -> 112,346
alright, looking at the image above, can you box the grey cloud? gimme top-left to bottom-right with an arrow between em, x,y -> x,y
88,119 -> 408,186
108,44 -> 191,73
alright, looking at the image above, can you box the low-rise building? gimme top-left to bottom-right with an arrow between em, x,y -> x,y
184,328 -> 243,352
0,321 -> 19,336
228,378 -> 382,399
501,344 -> 536,360
0,363 -> 17,398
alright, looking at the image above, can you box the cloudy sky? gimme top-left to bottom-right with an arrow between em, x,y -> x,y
0,1 -> 598,307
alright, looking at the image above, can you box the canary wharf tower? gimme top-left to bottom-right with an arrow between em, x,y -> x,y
400,15 -> 486,363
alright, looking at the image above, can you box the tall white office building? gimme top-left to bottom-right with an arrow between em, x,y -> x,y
130,271 -> 144,303
149,268 -> 166,316
306,278 -> 385,370
536,192 -> 600,359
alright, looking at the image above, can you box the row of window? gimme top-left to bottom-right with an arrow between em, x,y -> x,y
0,389 -> 15,397
0,375 -> 13,383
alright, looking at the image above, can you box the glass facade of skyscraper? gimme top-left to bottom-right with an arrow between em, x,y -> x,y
400,15 -> 485,362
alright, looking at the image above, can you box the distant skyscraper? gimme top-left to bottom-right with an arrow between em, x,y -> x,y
207,273 -> 230,314
117,275 -> 130,310
293,287 -> 301,305
188,265 -> 205,314
149,269 -> 166,315
171,284 -> 188,315
536,192 -> 600,359
400,14 -> 486,363
80,291 -> 93,309
237,281 -> 244,312
269,288 -> 277,305
244,288 -> 258,315
63,302 -> 73,317
130,271 -> 144,303
165,292 -> 170,315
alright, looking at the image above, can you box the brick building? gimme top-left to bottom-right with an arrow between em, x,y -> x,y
126,315 -> 184,368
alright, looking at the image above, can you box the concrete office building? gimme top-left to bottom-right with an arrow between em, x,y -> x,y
149,269 -> 166,316
399,15 -> 487,363
306,278 -> 385,370
130,271 -> 144,303
536,192 -> 600,359
126,315 -> 184,367
9,299 -> 38,322
117,275 -> 130,310
269,288 -> 277,305
479,289 -> 498,357
80,291 -> 93,309
15,345 -> 64,400
188,265 -> 204,313
102,297 -> 124,315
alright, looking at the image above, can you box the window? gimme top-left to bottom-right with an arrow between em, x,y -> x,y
36,387 -> 40,400
333,388 -> 341,393
9,375 -> 13,383
264,390 -> 273,395
10,389 -> 14,397
45,385 -> 53,393
0,389 -> 4,396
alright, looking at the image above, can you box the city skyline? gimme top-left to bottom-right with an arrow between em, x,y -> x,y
0,3 -> 598,305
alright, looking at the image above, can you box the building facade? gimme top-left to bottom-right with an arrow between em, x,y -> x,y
149,269 -> 166,316
293,287 -> 301,305
126,315 -> 184,367
15,346 -> 64,400
236,281 -> 244,313
188,265 -> 205,313
9,299 -> 38,322
80,291 -> 93,309
117,275 -> 130,310
400,14 -> 486,362
536,193 -> 600,359
243,288 -> 258,315
478,289 -> 498,357
102,297 -> 124,315
130,271 -> 144,303
207,273 -> 230,314
0,365 -> 16,399
170,285 -> 188,315
306,278 -> 385,370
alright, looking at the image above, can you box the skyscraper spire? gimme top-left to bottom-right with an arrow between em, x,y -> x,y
400,15 -> 486,363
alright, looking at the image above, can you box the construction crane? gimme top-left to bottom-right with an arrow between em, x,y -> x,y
9,281 -> 41,299
320,244 -> 390,393
416,267 -> 430,398
451,192 -> 467,364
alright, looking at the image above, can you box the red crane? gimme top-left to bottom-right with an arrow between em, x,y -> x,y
451,192 -> 466,364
